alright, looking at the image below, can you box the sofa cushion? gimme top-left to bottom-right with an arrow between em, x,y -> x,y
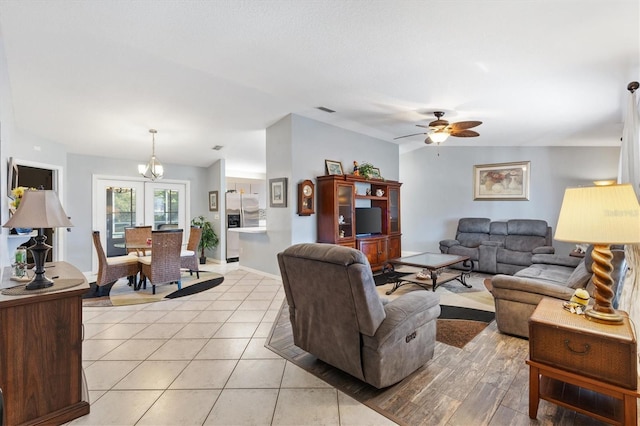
448,245 -> 480,260
504,235 -> 548,252
514,263 -> 574,286
496,247 -> 533,266
567,260 -> 591,289
507,219 -> 548,237
455,218 -> 491,247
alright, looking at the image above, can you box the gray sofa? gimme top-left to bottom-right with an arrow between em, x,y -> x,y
491,246 -> 627,338
440,217 -> 554,275
277,243 -> 440,389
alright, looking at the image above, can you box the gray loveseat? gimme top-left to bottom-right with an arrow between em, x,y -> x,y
491,246 -> 627,338
440,217 -> 554,275
277,243 -> 440,388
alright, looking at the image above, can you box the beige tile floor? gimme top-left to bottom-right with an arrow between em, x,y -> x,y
70,262 -> 396,426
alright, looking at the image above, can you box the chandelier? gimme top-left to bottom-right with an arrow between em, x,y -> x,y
138,129 -> 164,180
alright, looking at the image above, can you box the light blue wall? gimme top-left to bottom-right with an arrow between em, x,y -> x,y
66,153 -> 214,272
239,114 -> 400,275
400,145 -> 621,256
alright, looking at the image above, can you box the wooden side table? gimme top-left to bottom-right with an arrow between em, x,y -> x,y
0,262 -> 90,425
528,297 -> 639,425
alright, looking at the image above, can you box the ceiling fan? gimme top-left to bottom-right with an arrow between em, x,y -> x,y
394,111 -> 482,144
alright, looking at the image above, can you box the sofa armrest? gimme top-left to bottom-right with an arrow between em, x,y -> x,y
533,246 -> 555,255
439,239 -> 460,249
531,253 -> 581,268
367,292 -> 440,348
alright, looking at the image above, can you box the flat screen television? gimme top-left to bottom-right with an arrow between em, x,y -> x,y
355,207 -> 382,236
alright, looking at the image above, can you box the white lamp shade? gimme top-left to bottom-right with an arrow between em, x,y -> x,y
555,184 -> 640,244
3,190 -> 73,229
429,131 -> 449,144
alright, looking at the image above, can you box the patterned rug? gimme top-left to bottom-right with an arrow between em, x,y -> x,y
82,271 -> 224,307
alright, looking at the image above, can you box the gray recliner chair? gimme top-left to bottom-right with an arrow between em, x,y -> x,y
277,243 -> 440,389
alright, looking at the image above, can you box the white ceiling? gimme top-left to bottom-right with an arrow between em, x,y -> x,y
0,1 -> 638,175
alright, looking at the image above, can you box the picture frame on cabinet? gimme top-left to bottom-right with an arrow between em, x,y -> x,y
269,177 -> 288,207
208,190 -> 218,211
325,159 -> 344,176
473,161 -> 530,201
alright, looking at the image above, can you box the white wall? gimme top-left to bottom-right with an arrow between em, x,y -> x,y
400,145 -> 621,256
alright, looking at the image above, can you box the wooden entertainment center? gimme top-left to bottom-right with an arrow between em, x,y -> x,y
317,174 -> 401,270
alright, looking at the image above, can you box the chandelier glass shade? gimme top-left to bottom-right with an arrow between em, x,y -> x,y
139,129 -> 164,180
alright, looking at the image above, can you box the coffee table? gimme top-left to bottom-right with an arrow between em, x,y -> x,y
384,252 -> 472,294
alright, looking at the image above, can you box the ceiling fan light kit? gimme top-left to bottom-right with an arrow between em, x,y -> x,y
394,111 -> 482,145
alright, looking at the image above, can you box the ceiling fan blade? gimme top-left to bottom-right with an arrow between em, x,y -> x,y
424,136 -> 434,145
416,124 -> 430,129
393,132 -> 428,140
450,129 -> 480,137
448,121 -> 483,131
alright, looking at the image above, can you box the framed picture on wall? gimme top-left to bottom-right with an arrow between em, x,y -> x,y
269,177 -> 287,207
209,190 -> 218,211
7,157 -> 18,198
473,161 -> 530,201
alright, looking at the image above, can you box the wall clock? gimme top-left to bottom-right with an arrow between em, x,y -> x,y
297,180 -> 315,216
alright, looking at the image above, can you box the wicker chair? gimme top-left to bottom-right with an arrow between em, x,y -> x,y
138,229 -> 183,294
124,225 -> 152,256
92,231 -> 139,295
181,226 -> 202,279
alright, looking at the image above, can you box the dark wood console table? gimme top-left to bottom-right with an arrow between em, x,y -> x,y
0,261 -> 90,425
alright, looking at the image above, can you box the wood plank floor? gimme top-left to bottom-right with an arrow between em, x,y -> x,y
266,302 -> 615,426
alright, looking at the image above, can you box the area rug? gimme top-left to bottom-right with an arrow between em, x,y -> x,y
265,300 -> 499,426
82,272 -> 224,307
376,270 -> 496,313
437,305 -> 495,348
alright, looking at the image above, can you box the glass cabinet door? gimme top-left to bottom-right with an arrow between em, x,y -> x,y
337,184 -> 354,239
389,186 -> 400,234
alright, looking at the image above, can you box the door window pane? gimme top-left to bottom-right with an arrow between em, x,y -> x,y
153,189 -> 180,229
106,187 -> 136,256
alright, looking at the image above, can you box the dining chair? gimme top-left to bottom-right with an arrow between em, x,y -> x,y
92,231 -> 139,296
124,225 -> 152,256
181,226 -> 202,279
137,229 -> 183,294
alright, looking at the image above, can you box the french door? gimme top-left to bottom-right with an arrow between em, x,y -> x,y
92,176 -> 190,272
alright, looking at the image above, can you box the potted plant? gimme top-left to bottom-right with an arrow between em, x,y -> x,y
356,162 -> 381,180
191,215 -> 219,264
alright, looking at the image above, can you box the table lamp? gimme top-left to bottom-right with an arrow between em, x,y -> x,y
3,189 -> 73,290
555,184 -> 640,324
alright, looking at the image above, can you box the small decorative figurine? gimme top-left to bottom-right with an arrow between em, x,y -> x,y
563,288 -> 590,315
353,161 -> 359,176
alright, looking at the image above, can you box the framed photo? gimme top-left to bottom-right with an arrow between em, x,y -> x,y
325,159 -> 344,176
473,161 -> 530,201
208,190 -> 218,211
269,177 -> 288,207
371,167 -> 381,179
7,157 -> 18,198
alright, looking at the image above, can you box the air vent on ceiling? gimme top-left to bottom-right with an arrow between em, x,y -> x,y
316,106 -> 336,113
212,145 -> 224,151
